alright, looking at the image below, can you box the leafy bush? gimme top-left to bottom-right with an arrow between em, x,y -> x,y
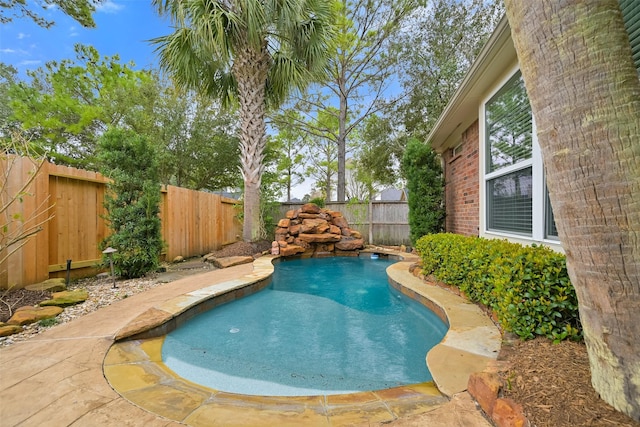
98,128 -> 164,279
309,197 -> 326,208
416,233 -> 581,342
401,138 -> 444,244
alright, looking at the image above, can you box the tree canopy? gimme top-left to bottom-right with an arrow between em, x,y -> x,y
1,0 -> 97,28
278,0 -> 416,202
152,0 -> 335,241
396,0 -> 503,141
7,45 -> 155,168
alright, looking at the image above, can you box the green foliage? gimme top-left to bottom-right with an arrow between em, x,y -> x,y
7,56 -> 241,193
1,0 -> 96,28
349,114 -> 402,200
0,63 -> 18,137
309,198 -> 326,208
395,0 -> 503,141
284,0 -> 417,201
152,0 -> 335,241
38,317 -> 60,327
153,87 -> 242,191
401,138 -> 445,244
268,110 -> 307,202
9,45 -> 156,168
415,233 -> 582,342
259,138 -> 286,240
300,106 -> 339,201
345,198 -> 367,226
98,128 -> 164,279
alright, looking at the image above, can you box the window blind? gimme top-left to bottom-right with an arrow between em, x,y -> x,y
485,72 -> 533,173
620,0 -> 640,73
486,167 -> 533,235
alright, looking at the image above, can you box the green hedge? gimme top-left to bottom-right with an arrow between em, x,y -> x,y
415,233 -> 581,342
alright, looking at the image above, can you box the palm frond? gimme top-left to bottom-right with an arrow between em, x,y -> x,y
151,0 -> 336,109
239,0 -> 268,49
267,53 -> 309,107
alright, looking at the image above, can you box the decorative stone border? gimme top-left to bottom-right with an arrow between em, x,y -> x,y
386,259 -> 502,397
113,256 -> 277,341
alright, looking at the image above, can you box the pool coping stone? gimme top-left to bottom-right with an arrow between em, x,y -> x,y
104,251 -> 500,425
0,251 -> 497,426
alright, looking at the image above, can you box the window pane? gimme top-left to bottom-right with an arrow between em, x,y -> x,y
545,185 -> 559,238
486,72 -> 533,172
620,0 -> 640,74
487,167 -> 532,234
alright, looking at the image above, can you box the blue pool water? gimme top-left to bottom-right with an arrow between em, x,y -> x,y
162,256 -> 448,396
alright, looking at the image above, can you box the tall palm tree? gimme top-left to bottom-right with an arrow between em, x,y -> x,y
505,0 -> 640,420
151,0 -> 335,241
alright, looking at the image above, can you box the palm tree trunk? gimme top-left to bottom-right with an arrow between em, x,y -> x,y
234,44 -> 270,242
505,0 -> 640,420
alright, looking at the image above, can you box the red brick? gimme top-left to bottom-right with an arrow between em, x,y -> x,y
443,120 -> 480,236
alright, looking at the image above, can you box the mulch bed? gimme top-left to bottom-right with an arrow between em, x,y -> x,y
206,240 -> 272,258
498,336 -> 639,427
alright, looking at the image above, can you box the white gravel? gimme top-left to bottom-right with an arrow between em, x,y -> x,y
0,274 -> 164,348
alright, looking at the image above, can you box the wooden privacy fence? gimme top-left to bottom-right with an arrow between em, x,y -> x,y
1,155 -> 242,288
276,201 -> 411,246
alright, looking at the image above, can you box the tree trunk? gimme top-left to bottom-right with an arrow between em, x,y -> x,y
325,168 -> 332,202
286,165 -> 291,202
368,190 -> 373,244
337,77 -> 348,202
234,45 -> 269,242
505,0 -> 640,420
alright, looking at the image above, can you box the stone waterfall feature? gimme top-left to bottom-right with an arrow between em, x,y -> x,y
272,203 -> 365,257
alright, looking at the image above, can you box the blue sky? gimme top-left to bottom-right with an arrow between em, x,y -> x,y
0,0 -> 171,77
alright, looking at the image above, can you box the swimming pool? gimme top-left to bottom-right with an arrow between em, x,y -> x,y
161,256 -> 448,396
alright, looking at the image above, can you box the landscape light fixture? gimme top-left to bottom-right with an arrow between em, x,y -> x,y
102,247 -> 118,289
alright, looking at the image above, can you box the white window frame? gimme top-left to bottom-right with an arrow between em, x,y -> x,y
479,65 -> 562,250
452,142 -> 464,158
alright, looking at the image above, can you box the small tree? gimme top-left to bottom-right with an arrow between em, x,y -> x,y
401,138 -> 444,244
98,128 -> 163,279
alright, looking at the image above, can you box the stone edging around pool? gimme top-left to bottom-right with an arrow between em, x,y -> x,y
104,251 -> 501,425
112,256 -> 277,342
385,259 -> 501,396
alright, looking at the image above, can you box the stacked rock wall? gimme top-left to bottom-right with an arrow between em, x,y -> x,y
272,203 -> 364,257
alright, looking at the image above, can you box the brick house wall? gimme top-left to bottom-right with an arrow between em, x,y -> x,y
442,120 -> 480,236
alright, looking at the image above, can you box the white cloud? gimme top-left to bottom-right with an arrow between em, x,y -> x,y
96,1 -> 124,14
0,48 -> 29,55
19,60 -> 42,67
17,33 -> 28,40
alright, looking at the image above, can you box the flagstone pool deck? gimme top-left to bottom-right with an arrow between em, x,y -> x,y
0,252 -> 499,426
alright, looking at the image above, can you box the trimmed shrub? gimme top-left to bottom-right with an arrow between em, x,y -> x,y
401,138 -> 445,244
415,233 -> 581,342
98,128 -> 164,279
